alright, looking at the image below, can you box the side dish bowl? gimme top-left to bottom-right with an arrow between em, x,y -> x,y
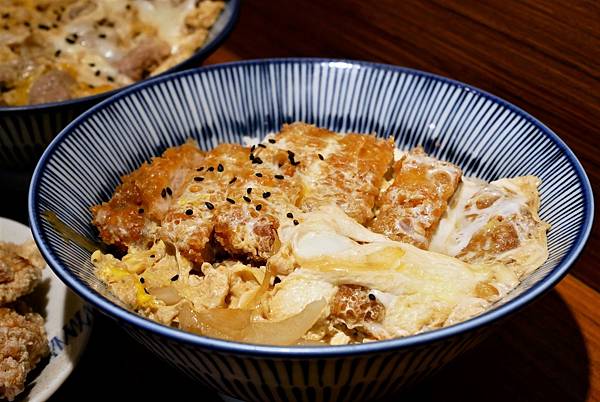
0,0 -> 240,171
29,59 -> 593,402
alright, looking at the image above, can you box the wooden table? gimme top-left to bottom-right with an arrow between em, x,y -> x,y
42,1 -> 600,401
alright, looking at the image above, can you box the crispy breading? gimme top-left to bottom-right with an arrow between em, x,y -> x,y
161,143 -> 302,264
0,308 -> 49,401
257,123 -> 395,224
0,241 -> 45,306
331,285 -> 385,324
370,148 -> 462,248
91,142 -> 204,250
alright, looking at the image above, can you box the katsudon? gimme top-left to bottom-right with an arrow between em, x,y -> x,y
90,122 -> 549,345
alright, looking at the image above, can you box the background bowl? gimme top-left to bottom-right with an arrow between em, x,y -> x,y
29,59 -> 593,402
0,0 -> 240,172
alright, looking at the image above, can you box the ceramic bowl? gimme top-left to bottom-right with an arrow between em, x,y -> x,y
0,0 -> 240,171
29,59 -> 593,402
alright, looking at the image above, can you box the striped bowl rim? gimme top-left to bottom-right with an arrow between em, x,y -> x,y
29,58 -> 594,358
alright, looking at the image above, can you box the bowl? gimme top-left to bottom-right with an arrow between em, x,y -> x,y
28,59 -> 594,402
0,0 -> 240,171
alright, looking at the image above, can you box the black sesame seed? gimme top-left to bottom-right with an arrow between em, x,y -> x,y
65,36 -> 76,44
246,188 -> 252,194
138,208 -> 144,214
170,274 -> 179,281
196,167 -> 204,172
256,204 -> 262,211
217,163 -> 224,172
274,276 -> 281,284
98,33 -> 106,39
150,254 -> 155,258
226,198 -> 235,204
88,63 -> 95,67
139,277 -> 145,284
205,202 -> 214,210
258,144 -> 267,148
255,173 -> 263,177
274,174 -> 284,180
293,219 -> 299,226
207,166 -> 214,172
107,76 -> 114,82
126,4 -> 131,10
252,157 -> 263,164
250,145 -> 256,152
24,21 -> 30,27
287,150 -> 295,157
185,209 -> 193,215
249,154 -> 255,161
38,24 -> 50,30
54,49 -> 61,57
262,192 -> 271,199
166,187 -> 172,196
161,188 -> 167,198
1,13 -> 9,19
268,139 -> 276,144
88,84 -> 95,89
291,160 -> 300,166
94,70 -> 100,76
194,176 -> 204,182
229,177 -> 237,184
144,288 -> 149,295
318,153 -> 324,160
369,293 -> 376,301
286,212 -> 294,219
243,196 -> 251,203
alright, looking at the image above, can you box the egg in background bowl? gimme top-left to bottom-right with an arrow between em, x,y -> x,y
29,59 -> 593,402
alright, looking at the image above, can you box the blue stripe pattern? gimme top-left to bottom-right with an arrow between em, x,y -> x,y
0,0 -> 239,171
29,59 -> 594,402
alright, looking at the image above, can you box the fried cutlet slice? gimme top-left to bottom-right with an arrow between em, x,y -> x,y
0,307 -> 49,401
91,142 -> 204,250
430,176 -> 549,279
254,122 -> 395,224
160,143 -> 303,264
0,241 -> 45,306
370,148 -> 462,249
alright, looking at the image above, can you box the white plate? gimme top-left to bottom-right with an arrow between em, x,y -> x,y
0,217 -> 93,402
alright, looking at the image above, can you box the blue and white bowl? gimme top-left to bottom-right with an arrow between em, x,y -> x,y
0,0 -> 240,171
29,59 -> 593,402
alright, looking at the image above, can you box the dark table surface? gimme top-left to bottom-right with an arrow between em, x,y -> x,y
4,1 -> 599,401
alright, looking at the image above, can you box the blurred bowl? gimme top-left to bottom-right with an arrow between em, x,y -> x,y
29,59 -> 594,402
0,0 -> 240,171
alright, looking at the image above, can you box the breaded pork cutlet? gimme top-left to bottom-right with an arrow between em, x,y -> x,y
92,123 -> 395,265
370,148 -> 462,249
255,123 -> 395,224
0,241 -> 45,306
91,142 -> 205,251
161,142 -> 303,264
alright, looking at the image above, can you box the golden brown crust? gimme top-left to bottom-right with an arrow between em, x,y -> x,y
0,308 -> 49,401
331,285 -> 385,324
0,242 -> 45,306
91,142 -> 204,250
370,148 -> 462,248
257,122 -> 395,224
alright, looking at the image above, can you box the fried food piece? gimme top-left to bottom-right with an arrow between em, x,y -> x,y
0,241 -> 45,306
91,142 -> 204,250
430,176 -> 550,279
0,308 -> 49,401
257,123 -> 395,224
370,148 -> 462,248
161,143 -> 302,264
331,285 -> 385,325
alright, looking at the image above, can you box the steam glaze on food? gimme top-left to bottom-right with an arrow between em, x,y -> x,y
90,122 -> 549,345
0,0 -> 224,106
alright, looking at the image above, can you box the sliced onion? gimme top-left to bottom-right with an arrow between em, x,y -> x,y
148,286 -> 181,305
178,299 -> 327,346
244,299 -> 326,345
